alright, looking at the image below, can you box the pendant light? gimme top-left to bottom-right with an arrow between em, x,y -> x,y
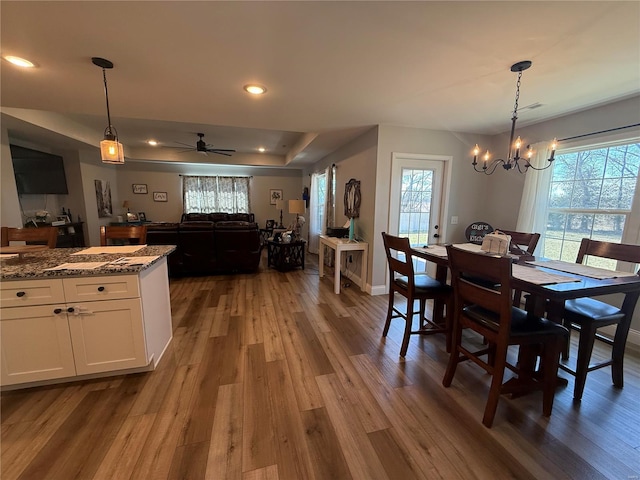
92,57 -> 125,164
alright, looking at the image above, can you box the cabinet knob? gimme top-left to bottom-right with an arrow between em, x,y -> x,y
97,286 -> 105,292
54,308 -> 62,314
67,307 -> 75,313
16,291 -> 26,297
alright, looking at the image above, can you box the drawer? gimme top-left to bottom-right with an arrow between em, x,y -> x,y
0,279 -> 65,307
63,275 -> 140,302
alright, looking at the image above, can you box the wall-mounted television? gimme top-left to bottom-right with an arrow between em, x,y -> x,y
10,144 -> 69,195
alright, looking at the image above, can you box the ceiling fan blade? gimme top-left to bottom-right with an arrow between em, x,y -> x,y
173,141 -> 195,148
207,148 -> 236,153
212,151 -> 233,157
164,145 -> 195,150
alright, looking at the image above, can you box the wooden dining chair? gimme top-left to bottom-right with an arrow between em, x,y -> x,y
497,229 -> 541,306
560,238 -> 640,401
497,229 -> 540,256
443,245 -> 568,428
381,232 -> 452,357
1,226 -> 58,248
99,225 -> 147,246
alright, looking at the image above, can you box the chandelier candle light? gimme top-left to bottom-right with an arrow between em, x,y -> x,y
92,57 -> 125,165
472,61 -> 557,175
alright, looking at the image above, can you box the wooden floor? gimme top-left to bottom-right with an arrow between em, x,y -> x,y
2,253 -> 640,480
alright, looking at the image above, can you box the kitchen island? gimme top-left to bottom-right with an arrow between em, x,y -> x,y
0,245 -> 175,389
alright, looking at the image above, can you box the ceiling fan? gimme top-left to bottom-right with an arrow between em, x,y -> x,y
168,133 -> 236,156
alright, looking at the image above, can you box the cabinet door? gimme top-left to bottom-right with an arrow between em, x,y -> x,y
67,298 -> 148,375
1,305 -> 76,386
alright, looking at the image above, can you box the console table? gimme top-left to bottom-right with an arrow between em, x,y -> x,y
319,235 -> 368,294
267,239 -> 306,271
28,222 -> 85,248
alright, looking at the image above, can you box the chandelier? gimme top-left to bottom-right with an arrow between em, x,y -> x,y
92,57 -> 125,165
472,60 -> 557,175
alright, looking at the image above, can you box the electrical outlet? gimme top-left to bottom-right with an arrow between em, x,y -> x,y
451,216 -> 459,225
348,254 -> 353,263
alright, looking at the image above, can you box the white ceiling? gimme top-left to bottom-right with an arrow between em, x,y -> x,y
1,1 -> 639,168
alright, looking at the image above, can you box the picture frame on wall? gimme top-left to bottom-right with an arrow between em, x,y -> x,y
153,191 -> 168,202
132,184 -> 148,194
269,189 -> 283,205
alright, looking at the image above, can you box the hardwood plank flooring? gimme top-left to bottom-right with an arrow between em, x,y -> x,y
2,252 -> 640,479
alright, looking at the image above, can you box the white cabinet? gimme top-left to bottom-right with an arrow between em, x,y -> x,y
1,303 -> 76,385
67,298 -> 147,375
0,259 -> 171,388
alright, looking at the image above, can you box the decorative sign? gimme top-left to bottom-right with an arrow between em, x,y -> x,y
465,222 -> 494,244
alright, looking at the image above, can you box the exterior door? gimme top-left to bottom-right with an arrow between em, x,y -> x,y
389,155 -> 446,246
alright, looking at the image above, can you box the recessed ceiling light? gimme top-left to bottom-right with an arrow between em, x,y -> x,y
244,84 -> 267,95
258,147 -> 266,153
147,140 -> 158,146
4,55 -> 35,68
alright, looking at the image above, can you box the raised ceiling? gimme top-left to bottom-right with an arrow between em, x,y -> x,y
1,1 -> 639,167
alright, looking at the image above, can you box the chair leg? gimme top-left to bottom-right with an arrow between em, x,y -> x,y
540,338 -> 563,416
611,319 -> 631,388
382,291 -> 394,337
483,347 -> 508,428
561,320 -> 571,361
442,317 -> 462,387
399,300 -> 414,358
573,321 -> 598,401
444,296 -> 452,353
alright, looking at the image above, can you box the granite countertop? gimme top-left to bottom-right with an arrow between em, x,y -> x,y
0,245 -> 176,280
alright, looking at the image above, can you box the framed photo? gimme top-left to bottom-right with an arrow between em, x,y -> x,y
269,189 -> 283,205
132,184 -> 148,194
56,215 -> 70,224
126,212 -> 139,222
153,191 -> 168,202
138,212 -> 147,222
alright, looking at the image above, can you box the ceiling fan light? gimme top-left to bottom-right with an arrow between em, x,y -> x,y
244,84 -> 267,95
100,138 -> 125,164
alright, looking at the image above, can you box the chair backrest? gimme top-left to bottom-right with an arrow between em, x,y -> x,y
446,245 -> 514,338
498,229 -> 540,255
100,225 -> 147,246
381,232 -> 416,281
576,238 -> 640,270
1,226 -> 58,248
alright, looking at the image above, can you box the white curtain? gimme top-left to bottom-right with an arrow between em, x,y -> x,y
308,173 -> 322,254
515,141 -> 554,253
182,176 -> 251,213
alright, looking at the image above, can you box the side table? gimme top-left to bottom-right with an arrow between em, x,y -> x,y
267,239 -> 306,271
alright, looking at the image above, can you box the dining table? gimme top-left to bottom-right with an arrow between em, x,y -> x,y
411,242 -> 640,386
411,243 -> 640,326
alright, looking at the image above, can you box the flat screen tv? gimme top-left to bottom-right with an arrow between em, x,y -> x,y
10,144 -> 69,195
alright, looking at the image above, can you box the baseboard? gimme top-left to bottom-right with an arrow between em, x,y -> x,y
370,284 -> 387,296
599,325 -> 640,355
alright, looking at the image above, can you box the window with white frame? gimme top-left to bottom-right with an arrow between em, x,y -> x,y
182,175 -> 250,213
543,141 -> 640,268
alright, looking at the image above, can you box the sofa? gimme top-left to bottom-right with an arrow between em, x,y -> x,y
146,213 -> 260,276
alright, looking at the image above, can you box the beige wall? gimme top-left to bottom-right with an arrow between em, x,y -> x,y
114,161 -> 304,227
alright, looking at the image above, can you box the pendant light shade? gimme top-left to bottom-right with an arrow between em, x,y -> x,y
92,57 -> 125,165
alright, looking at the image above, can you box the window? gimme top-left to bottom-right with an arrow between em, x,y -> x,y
399,168 -> 434,246
182,176 -> 250,213
543,142 -> 640,268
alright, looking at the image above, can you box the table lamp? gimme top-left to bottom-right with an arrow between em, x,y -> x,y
122,200 -> 130,213
288,199 -> 306,239
275,199 -> 285,228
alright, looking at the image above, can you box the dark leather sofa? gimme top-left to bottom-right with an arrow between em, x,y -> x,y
146,213 -> 260,276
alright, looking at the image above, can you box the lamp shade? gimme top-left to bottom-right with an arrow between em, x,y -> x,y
288,199 -> 305,215
275,199 -> 285,210
122,200 -> 130,209
100,138 -> 125,164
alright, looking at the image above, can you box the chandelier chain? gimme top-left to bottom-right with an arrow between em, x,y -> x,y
513,70 -> 522,117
